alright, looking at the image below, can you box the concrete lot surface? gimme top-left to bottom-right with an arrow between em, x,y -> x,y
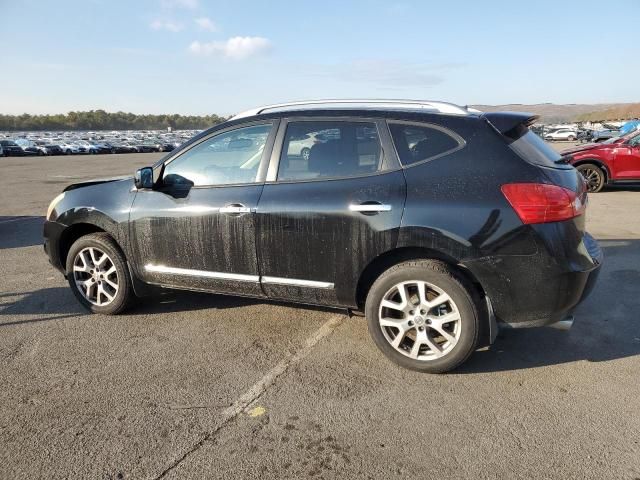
1,149 -> 639,479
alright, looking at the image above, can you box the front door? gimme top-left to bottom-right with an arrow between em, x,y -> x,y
613,134 -> 640,179
129,121 -> 277,296
255,118 -> 406,307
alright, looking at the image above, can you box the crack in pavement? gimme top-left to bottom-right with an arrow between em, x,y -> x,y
153,313 -> 346,479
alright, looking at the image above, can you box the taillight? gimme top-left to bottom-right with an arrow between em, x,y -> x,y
501,183 -> 586,224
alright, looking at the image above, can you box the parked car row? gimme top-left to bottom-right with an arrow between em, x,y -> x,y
541,126 -> 618,143
541,120 -> 640,144
0,129 -> 201,156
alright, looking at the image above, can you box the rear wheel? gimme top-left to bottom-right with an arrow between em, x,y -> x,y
365,260 -> 480,373
567,135 -> 575,141
576,163 -> 605,193
66,233 -> 135,314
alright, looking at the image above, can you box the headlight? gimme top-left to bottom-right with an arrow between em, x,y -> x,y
46,192 -> 65,220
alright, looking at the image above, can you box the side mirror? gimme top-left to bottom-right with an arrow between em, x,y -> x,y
134,167 -> 154,189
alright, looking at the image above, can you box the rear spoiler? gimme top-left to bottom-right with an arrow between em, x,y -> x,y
481,112 -> 539,136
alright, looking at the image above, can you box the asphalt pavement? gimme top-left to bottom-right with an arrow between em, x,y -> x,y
1,148 -> 639,479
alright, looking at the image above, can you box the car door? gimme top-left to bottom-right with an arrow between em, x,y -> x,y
255,117 -> 406,307
612,133 -> 640,179
128,120 -> 278,296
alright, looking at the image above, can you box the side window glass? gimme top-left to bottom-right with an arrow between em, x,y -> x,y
163,123 -> 272,186
277,121 -> 382,181
389,123 -> 461,166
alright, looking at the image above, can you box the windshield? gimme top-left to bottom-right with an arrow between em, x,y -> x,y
603,130 -> 639,144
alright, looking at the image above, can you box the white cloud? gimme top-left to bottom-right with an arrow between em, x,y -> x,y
150,19 -> 184,32
194,17 -> 216,32
161,0 -> 198,9
188,37 -> 271,60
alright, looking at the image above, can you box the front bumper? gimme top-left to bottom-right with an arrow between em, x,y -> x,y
43,220 -> 67,275
467,231 -> 602,328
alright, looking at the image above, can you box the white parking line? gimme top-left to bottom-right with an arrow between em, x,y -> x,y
221,313 -> 345,418
155,313 -> 346,479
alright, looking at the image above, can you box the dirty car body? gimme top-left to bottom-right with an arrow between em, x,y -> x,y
44,100 -> 602,372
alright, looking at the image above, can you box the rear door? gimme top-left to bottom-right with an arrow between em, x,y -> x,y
255,117 -> 406,307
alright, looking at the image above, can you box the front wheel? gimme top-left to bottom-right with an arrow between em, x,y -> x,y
66,233 -> 135,314
365,260 -> 480,373
576,163 -> 605,193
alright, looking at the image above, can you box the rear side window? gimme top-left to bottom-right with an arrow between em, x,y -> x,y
277,121 -> 381,181
389,123 -> 462,166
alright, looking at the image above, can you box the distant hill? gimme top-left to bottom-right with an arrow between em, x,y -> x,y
471,103 -> 638,124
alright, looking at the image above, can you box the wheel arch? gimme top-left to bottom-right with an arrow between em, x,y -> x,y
355,246 -> 495,347
355,246 -> 486,310
573,158 -> 611,183
58,223 -> 109,269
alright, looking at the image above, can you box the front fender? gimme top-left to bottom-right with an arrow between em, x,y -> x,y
46,178 -> 137,266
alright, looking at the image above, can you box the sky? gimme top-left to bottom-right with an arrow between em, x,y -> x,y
1,0 -> 639,116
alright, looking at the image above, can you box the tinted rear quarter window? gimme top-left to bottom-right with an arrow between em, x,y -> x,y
389,123 -> 462,166
507,128 -> 571,169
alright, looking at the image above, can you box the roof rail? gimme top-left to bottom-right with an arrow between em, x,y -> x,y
230,99 -> 473,120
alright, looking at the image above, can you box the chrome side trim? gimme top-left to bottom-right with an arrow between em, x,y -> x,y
349,203 -> 392,212
144,264 -> 260,283
261,276 -> 334,289
144,265 -> 334,289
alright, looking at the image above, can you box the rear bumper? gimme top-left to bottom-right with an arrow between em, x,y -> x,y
467,230 -> 602,328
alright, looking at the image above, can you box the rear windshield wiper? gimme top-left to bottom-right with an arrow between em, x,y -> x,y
554,157 -> 571,165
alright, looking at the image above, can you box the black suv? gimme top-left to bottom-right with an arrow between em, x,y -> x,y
44,100 -> 602,373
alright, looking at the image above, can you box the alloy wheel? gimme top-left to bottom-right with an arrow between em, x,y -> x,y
378,280 -> 461,361
580,167 -> 602,192
72,247 -> 119,306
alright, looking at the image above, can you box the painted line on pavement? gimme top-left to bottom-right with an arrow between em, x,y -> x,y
155,313 -> 346,479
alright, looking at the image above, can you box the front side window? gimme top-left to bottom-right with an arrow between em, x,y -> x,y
389,122 -> 462,166
163,123 -> 272,186
277,121 -> 382,181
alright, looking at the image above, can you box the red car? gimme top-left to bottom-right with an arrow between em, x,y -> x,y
562,130 -> 640,192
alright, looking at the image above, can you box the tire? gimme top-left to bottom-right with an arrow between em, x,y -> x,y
65,233 -> 135,314
365,260 -> 480,373
301,147 -> 311,161
567,135 -> 575,142
576,163 -> 605,193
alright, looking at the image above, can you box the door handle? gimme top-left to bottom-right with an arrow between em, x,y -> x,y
220,204 -> 253,214
348,202 -> 392,213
